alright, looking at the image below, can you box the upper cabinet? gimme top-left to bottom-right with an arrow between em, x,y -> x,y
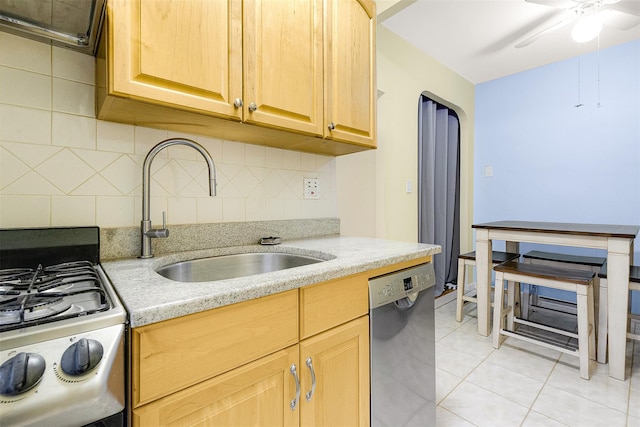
96,0 -> 376,156
106,0 -> 242,118
324,0 -> 376,147
243,0 -> 324,136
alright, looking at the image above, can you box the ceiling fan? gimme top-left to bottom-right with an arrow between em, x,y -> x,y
516,0 -> 640,48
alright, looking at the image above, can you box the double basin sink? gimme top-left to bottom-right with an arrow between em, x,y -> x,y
156,252 -> 326,282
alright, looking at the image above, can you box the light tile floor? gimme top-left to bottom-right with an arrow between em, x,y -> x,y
435,296 -> 640,427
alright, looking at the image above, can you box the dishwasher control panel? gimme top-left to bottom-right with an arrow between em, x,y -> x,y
368,263 -> 435,309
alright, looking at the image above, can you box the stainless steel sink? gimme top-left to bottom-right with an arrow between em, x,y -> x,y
156,252 -> 325,282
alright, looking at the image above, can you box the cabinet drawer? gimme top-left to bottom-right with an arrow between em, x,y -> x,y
132,290 -> 298,407
300,274 -> 368,339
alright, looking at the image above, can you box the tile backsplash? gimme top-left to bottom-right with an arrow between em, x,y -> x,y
0,32 -> 337,228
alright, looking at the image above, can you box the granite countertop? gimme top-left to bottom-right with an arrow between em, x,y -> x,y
101,236 -> 441,328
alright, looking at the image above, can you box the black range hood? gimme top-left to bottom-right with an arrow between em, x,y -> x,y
0,0 -> 105,55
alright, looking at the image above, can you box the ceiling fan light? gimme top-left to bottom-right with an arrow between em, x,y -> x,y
571,14 -> 603,43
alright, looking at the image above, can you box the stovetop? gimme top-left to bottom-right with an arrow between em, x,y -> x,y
0,261 -> 111,332
0,227 -> 127,349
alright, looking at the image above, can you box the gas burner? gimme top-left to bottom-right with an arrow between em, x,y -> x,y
0,268 -> 34,284
0,261 -> 110,332
44,261 -> 94,271
0,294 -> 71,325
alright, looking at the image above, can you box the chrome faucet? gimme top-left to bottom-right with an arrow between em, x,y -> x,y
140,138 -> 217,258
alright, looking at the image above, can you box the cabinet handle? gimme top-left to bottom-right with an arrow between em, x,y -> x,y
327,122 -> 336,130
305,357 -> 316,401
248,102 -> 258,112
290,364 -> 301,411
233,98 -> 243,108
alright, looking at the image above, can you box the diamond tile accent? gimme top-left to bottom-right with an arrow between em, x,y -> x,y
71,175 -> 121,196
1,142 -> 62,168
233,167 -> 260,197
35,149 -> 95,193
0,147 -> 29,189
74,149 -> 121,172
100,155 -> 141,195
176,159 -> 208,179
2,171 -> 63,195
154,159 -> 194,196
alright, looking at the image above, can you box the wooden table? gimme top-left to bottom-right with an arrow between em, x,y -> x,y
472,220 -> 639,380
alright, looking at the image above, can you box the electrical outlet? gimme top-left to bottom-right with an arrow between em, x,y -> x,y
303,178 -> 320,199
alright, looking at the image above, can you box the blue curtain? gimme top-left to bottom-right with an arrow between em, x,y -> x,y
418,95 -> 460,296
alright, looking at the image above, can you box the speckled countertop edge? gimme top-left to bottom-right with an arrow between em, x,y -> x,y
101,236 -> 441,328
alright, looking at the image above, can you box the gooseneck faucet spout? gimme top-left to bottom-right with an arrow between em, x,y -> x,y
140,138 -> 217,258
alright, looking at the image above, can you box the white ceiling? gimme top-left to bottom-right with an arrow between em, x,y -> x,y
380,0 -> 640,84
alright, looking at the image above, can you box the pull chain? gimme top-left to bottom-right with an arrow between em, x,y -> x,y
575,56 -> 583,108
597,34 -> 601,108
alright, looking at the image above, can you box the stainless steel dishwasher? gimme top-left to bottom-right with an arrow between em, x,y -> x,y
369,263 -> 436,427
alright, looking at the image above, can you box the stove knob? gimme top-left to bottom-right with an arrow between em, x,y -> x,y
0,352 -> 46,396
61,338 -> 104,376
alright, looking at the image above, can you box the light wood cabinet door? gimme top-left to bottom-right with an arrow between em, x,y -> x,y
243,0 -> 324,135
324,0 -> 376,147
299,316 -> 370,427
133,346 -> 300,427
106,0 -> 242,119
131,290 -> 298,407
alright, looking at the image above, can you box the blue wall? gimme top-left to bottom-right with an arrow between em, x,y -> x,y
474,39 -> 640,312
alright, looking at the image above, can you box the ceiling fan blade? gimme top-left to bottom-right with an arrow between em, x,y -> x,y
608,0 -> 640,17
601,8 -> 640,29
515,16 -> 576,48
525,0 -> 577,8
525,0 -> 580,9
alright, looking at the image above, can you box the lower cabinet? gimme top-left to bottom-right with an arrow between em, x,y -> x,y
132,316 -> 369,427
299,316 -> 370,427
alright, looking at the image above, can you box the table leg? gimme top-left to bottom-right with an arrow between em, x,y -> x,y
476,229 -> 492,336
506,241 -> 520,317
607,237 -> 632,380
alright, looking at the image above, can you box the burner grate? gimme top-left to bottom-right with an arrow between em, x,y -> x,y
0,261 -> 111,332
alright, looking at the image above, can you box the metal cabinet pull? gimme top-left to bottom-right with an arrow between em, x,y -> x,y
233,98 -> 243,108
327,122 -> 336,130
248,102 -> 258,112
305,357 -> 316,401
290,364 -> 301,411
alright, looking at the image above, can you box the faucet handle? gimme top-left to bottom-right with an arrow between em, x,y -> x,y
144,212 -> 169,239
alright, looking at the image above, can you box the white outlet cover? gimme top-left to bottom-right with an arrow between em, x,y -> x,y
303,178 -> 320,199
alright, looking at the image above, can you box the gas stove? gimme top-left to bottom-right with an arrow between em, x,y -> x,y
0,227 -> 127,427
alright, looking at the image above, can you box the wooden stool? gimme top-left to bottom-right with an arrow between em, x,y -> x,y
456,250 -> 520,322
492,262 -> 596,380
522,250 -> 605,320
596,263 -> 640,363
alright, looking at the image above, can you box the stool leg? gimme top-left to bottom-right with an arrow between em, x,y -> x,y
513,281 -> 521,318
597,278 -> 608,363
587,285 -> 596,361
506,280 -> 516,331
577,288 -> 591,380
493,271 -> 506,349
592,273 -> 600,338
456,258 -> 466,322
